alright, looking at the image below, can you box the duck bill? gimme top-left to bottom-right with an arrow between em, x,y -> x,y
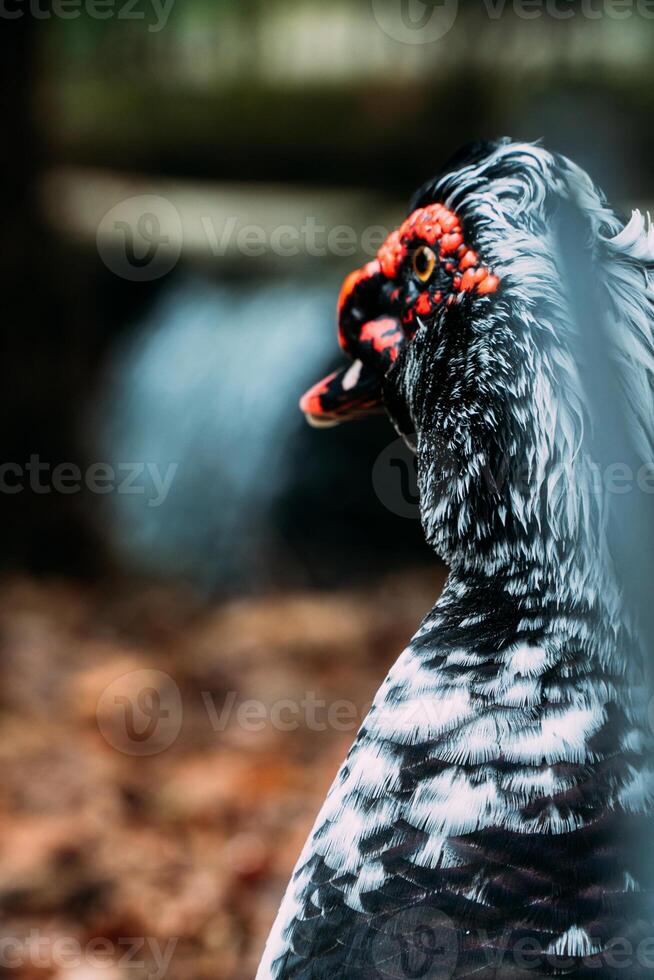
299,259 -> 403,426
299,360 -> 384,428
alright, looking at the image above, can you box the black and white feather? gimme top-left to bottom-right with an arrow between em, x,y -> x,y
257,140 -> 654,979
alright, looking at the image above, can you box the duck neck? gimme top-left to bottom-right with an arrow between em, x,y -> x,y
433,545 -> 624,672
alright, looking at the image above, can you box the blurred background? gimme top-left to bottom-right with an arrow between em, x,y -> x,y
0,2 -> 652,978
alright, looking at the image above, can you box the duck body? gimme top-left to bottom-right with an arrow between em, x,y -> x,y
257,140 -> 654,978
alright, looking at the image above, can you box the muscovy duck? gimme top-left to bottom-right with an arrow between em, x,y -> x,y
256,140 -> 654,978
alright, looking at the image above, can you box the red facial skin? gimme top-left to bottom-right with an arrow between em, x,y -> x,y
415,292 -> 434,316
337,203 -> 498,332
337,260 -> 382,354
337,260 -> 381,314
299,371 -> 338,416
300,202 -> 500,421
378,230 -> 405,279
373,203 -> 498,292
359,318 -> 403,363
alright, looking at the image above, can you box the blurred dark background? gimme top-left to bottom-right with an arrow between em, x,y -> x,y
0,3 -> 652,978
3,0 -> 653,592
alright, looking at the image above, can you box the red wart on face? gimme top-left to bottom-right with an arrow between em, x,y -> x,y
300,201 -> 500,426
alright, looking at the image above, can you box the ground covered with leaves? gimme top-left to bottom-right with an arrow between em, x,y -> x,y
0,569 -> 443,980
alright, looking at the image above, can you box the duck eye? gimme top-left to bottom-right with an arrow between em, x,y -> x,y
412,245 -> 437,283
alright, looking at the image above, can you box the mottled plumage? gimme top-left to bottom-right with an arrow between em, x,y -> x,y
258,140 -> 654,978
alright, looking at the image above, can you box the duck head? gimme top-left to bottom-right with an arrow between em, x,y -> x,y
299,192 -> 499,446
299,140 -> 652,574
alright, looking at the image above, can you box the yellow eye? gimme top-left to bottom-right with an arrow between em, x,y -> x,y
412,245 -> 437,283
